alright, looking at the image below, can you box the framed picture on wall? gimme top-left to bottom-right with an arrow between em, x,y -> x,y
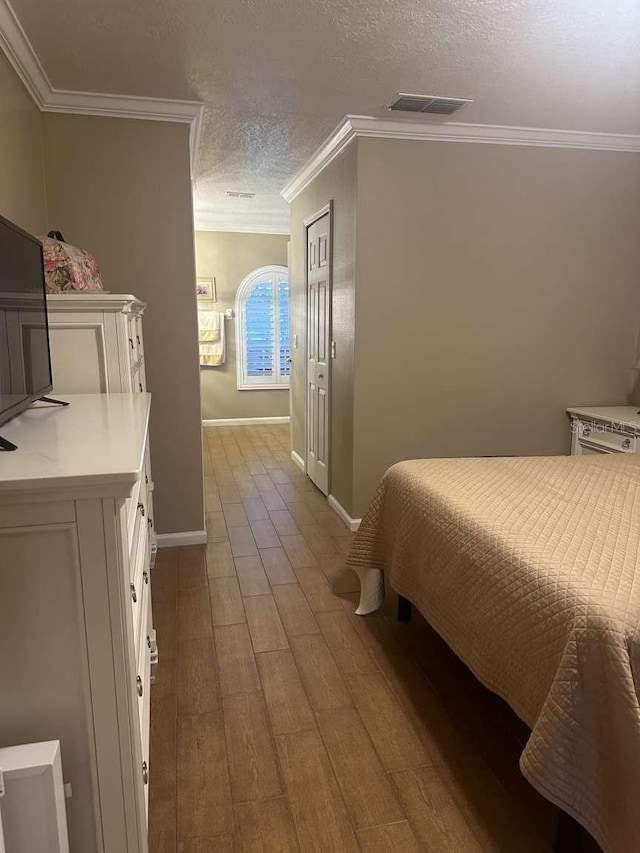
196,277 -> 217,302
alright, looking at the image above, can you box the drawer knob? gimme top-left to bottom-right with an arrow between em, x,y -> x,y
136,675 -> 143,697
130,582 -> 137,603
138,502 -> 145,517
143,569 -> 149,585
623,438 -> 631,449
142,761 -> 148,785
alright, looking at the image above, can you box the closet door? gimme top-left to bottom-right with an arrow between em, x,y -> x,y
306,212 -> 331,495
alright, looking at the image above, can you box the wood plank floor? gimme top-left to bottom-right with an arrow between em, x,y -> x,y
149,423 -> 561,853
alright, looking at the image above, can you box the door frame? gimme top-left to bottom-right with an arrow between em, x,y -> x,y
303,201 -> 333,492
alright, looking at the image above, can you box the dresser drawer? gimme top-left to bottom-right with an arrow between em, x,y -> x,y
135,580 -> 152,722
137,469 -> 150,533
130,518 -> 150,658
575,441 -> 614,456
577,420 -> 636,453
127,313 -> 140,369
125,478 -> 142,559
132,363 -> 145,394
128,471 -> 150,575
136,559 -> 152,663
134,622 -> 150,736
135,584 -> 152,823
143,445 -> 156,566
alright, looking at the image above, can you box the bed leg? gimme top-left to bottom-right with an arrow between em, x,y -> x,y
397,595 -> 412,622
354,567 -> 385,616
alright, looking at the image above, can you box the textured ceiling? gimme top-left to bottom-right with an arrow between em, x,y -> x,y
10,0 -> 640,231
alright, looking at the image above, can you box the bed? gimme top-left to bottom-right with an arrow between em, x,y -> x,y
346,452 -> 640,853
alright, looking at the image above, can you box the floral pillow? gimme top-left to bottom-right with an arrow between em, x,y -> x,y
40,234 -> 103,294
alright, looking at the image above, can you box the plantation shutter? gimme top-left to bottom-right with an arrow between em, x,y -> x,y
245,276 -> 275,380
278,277 -> 290,380
237,267 -> 290,389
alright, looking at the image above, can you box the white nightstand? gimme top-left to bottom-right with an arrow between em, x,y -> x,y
567,406 -> 640,456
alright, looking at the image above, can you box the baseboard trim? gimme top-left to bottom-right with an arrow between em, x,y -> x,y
327,495 -> 362,532
290,450 -> 305,473
157,530 -> 207,548
203,416 -> 290,427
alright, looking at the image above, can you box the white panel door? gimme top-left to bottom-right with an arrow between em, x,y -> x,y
306,213 -> 331,494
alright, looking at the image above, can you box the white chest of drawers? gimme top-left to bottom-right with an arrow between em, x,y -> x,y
46,293 -> 156,565
46,293 -> 147,396
0,395 -> 153,852
567,405 -> 640,456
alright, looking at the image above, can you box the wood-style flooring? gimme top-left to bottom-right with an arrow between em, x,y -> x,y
149,424 -> 561,852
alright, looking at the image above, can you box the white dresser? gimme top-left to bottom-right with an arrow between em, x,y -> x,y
46,293 -> 156,563
567,405 -> 640,456
46,294 -> 147,395
0,395 -> 153,853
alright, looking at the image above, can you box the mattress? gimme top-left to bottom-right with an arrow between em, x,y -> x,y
346,452 -> 640,853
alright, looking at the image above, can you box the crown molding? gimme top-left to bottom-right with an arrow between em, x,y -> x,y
194,210 -> 290,235
0,0 -> 203,170
282,118 -> 356,203
41,90 -> 203,171
0,0 -> 47,106
194,223 -> 290,235
282,114 -> 640,203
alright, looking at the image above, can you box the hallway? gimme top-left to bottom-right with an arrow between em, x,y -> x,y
149,424 -> 558,852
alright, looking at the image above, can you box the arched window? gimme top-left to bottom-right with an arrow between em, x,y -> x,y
235,265 -> 290,390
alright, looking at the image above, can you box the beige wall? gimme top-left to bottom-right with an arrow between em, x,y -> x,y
288,137 -> 640,518
351,138 -> 640,515
194,230 -> 289,420
42,114 -> 204,536
290,145 -> 358,511
0,52 -> 47,234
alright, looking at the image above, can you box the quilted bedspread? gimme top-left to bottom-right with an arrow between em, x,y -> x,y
346,453 -> 640,853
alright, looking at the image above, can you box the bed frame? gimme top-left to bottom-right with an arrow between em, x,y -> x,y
396,595 -> 601,853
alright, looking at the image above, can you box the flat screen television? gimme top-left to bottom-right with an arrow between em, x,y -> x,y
0,213 -> 53,444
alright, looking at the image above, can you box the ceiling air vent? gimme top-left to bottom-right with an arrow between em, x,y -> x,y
388,94 -> 473,116
225,191 -> 255,199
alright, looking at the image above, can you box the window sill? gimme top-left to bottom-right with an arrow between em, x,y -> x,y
237,384 -> 290,392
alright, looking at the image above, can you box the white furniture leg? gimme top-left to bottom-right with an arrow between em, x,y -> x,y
354,567 -> 385,615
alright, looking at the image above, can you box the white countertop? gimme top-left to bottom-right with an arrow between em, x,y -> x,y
0,393 -> 151,496
566,405 -> 640,429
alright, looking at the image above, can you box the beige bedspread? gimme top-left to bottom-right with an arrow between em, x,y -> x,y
346,453 -> 640,853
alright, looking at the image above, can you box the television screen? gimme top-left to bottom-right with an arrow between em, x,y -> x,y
0,214 -> 52,428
